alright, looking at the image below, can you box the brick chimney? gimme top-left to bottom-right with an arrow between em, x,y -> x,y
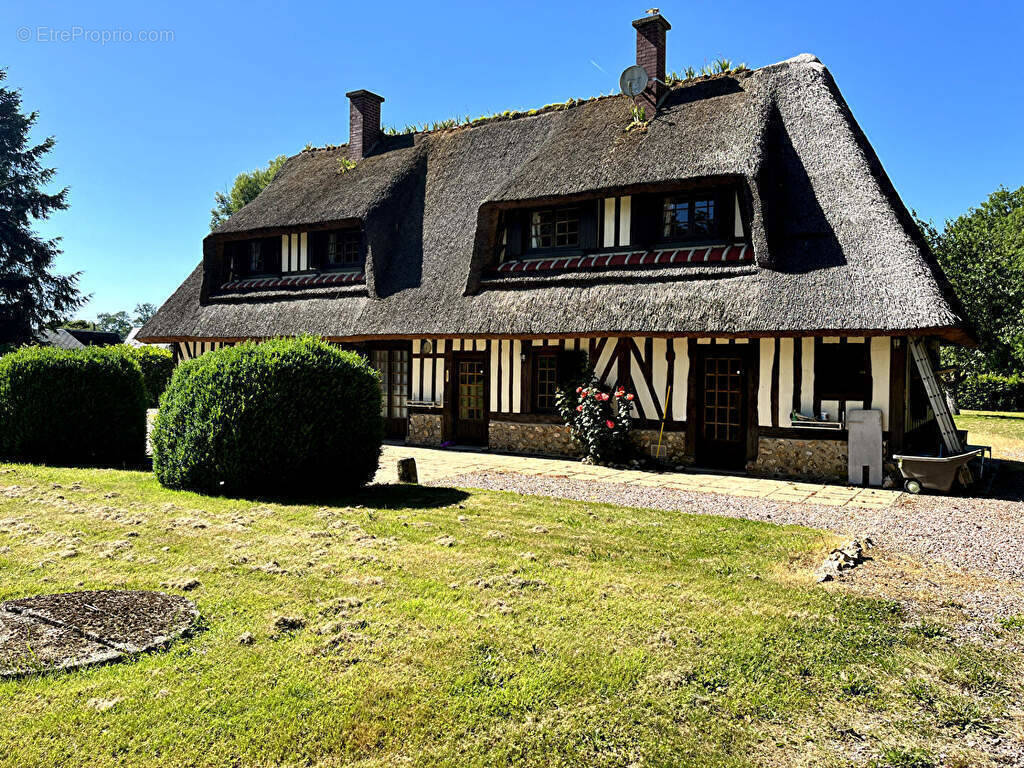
345,89 -> 384,161
632,12 -> 671,109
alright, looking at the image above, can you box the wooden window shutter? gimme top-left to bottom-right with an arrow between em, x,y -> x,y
630,193 -> 660,248
579,200 -> 599,250
505,210 -> 524,259
308,231 -> 322,270
718,191 -> 733,241
264,236 -> 282,273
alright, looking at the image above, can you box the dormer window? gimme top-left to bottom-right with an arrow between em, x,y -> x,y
247,241 -> 264,273
530,207 -> 580,251
488,189 -> 745,277
226,236 -> 281,277
661,194 -> 722,242
312,228 -> 363,271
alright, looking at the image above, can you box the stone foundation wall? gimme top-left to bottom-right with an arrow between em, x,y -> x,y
487,422 -> 691,465
488,421 -> 580,458
747,437 -> 848,482
629,429 -> 689,465
408,413 -> 443,447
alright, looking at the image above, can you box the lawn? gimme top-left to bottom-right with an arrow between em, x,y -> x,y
0,463 -> 1020,768
956,409 -> 1024,461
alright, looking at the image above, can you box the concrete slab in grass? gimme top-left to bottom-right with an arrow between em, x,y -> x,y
1,590 -> 199,679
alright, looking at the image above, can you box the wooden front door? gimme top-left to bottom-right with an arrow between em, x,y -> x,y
454,354 -> 488,445
696,352 -> 748,469
370,345 -> 410,439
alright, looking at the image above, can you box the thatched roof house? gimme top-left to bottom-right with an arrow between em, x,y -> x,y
140,13 -> 967,481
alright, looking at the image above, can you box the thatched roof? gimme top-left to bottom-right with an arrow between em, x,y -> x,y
140,55 -> 969,344
39,328 -> 123,348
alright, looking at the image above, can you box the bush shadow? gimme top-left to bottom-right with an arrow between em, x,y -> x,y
222,483 -> 471,510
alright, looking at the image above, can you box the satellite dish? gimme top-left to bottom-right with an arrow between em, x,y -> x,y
619,64 -> 650,97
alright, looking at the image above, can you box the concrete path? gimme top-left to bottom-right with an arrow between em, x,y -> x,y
375,444 -> 901,509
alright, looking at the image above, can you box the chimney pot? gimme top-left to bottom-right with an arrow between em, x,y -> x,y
632,13 -> 671,109
345,89 -> 385,162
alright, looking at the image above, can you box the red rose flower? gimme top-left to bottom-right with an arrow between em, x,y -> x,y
576,386 -> 583,394
605,420 -> 615,429
576,404 -> 583,412
626,393 -> 635,401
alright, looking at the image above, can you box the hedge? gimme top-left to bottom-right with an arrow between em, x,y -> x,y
120,345 -> 174,407
957,373 -> 1024,411
0,346 -> 147,464
150,336 -> 383,496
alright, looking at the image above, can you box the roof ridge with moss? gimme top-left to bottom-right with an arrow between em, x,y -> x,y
299,63 -> 767,154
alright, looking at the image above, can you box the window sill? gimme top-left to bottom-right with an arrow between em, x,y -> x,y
218,270 -> 366,294
492,244 -> 753,276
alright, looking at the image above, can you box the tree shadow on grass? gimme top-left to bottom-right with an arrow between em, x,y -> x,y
349,483 -> 471,510
224,483 -> 471,511
0,457 -> 153,472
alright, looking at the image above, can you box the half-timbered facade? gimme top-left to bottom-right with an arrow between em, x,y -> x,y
141,13 -> 968,481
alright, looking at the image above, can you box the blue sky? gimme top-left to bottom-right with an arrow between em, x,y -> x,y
3,0 -> 1022,321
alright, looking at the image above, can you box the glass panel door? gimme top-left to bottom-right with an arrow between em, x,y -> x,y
696,352 -> 747,469
389,349 -> 409,419
703,356 -> 742,442
458,360 -> 485,421
369,346 -> 410,438
454,356 -> 488,445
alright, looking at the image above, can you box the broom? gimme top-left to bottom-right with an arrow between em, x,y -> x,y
654,384 -> 672,458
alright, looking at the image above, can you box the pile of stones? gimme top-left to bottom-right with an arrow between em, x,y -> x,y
816,537 -> 873,583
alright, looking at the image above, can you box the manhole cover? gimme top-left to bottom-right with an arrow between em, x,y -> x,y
0,590 -> 199,678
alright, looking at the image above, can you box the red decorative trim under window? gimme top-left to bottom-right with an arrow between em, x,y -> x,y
220,271 -> 365,293
491,244 -> 751,275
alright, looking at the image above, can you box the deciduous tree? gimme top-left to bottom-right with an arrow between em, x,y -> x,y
209,156 -> 287,230
96,310 -> 132,339
918,186 -> 1024,411
133,302 -> 157,326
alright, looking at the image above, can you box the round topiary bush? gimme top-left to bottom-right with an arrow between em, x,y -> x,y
0,345 -> 147,464
151,336 -> 383,496
121,345 -> 174,408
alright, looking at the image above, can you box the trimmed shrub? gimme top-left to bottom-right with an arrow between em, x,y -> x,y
120,345 -> 174,407
958,373 -> 1024,411
0,346 -> 147,464
151,336 -> 383,496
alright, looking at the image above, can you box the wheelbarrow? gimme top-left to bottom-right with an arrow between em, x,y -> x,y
892,449 -> 982,494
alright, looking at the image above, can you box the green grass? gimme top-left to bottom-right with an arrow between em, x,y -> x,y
0,463 -> 1019,767
956,409 -> 1024,459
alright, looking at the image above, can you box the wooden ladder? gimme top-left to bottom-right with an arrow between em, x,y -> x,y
909,336 -> 972,485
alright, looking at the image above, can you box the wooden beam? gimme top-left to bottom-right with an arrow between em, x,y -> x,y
770,338 -> 780,428
889,337 -> 907,452
136,327 -> 976,346
686,338 -> 698,461
747,340 -> 759,462
792,337 -> 802,416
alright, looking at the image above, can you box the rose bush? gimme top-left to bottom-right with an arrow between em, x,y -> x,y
556,378 -> 635,464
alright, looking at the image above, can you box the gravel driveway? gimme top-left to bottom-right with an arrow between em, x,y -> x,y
438,470 -> 1024,588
